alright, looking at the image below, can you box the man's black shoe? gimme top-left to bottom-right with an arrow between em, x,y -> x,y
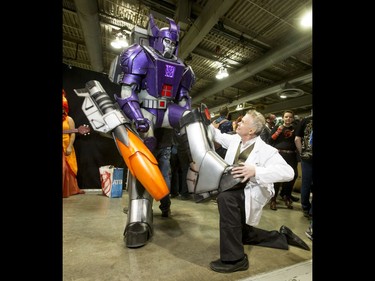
280,225 -> 310,251
210,254 -> 249,273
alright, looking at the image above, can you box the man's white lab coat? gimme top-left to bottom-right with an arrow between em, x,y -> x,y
211,127 -> 294,226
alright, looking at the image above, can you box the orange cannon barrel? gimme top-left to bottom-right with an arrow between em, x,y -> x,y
115,129 -> 169,201
73,80 -> 168,200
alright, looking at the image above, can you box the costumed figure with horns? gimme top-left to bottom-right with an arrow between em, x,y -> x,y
75,14 -> 239,248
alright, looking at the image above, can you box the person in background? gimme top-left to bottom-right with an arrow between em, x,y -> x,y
62,89 -> 85,198
170,131 -> 191,200
259,113 -> 276,144
169,137 -> 180,199
214,106 -> 233,132
232,115 -> 243,131
209,109 -> 310,273
213,106 -> 234,158
293,115 -> 301,125
268,110 -> 298,210
265,113 -> 299,203
154,128 -> 174,217
294,113 -> 313,239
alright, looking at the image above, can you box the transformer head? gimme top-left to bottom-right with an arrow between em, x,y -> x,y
148,14 -> 180,58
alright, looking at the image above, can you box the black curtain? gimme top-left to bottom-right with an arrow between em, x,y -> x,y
63,63 -> 127,189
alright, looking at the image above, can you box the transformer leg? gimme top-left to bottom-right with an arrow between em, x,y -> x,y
123,170 -> 153,248
178,105 -> 241,202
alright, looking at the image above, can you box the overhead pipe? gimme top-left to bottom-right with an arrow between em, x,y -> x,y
193,31 -> 312,104
263,95 -> 312,114
207,70 -> 312,113
74,0 -> 104,72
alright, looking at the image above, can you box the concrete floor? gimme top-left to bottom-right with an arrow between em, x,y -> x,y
63,190 -> 312,281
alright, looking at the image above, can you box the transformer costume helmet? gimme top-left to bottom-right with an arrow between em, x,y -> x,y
148,13 -> 180,58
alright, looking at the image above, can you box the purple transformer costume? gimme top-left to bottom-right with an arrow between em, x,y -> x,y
110,14 -> 236,248
115,15 -> 194,150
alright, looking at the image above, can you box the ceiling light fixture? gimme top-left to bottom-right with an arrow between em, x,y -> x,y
215,66 -> 229,79
235,103 -> 244,111
277,82 -> 304,99
300,9 -> 312,28
111,32 -> 129,49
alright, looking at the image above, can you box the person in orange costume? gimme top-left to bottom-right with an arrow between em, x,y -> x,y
62,89 -> 84,198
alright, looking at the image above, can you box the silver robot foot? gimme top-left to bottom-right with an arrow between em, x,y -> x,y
194,165 -> 247,203
219,165 -> 247,192
124,222 -> 152,248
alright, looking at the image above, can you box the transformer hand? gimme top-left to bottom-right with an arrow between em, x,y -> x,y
134,118 -> 150,132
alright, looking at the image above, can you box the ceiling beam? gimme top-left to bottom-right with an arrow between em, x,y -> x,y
179,0 -> 235,59
206,70 -> 312,113
263,95 -> 312,114
192,31 -> 312,104
174,0 -> 192,30
74,0 -> 104,72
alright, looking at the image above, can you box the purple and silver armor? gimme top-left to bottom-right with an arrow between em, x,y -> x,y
114,14 -> 230,248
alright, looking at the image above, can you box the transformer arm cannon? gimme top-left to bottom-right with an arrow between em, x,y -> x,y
74,80 -> 169,201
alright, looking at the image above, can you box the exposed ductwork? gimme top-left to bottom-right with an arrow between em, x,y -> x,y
70,0 -> 311,115
74,0 -> 104,72
208,70 -> 312,113
175,0 -> 312,114
192,31 -> 312,105
74,0 -> 234,73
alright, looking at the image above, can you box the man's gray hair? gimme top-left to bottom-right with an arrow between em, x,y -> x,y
246,109 -> 265,135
